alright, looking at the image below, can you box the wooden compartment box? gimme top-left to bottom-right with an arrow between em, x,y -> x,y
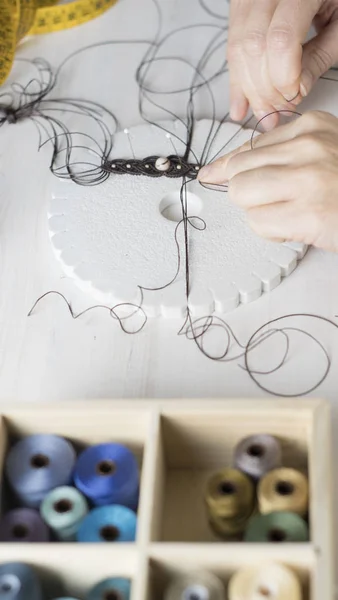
0,399 -> 332,600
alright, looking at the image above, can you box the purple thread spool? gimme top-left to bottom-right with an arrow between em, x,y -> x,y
0,509 -> 49,542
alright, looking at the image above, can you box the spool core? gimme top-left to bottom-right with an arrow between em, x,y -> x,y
96,460 -> 116,476
218,480 -> 236,496
54,499 -> 73,514
31,453 -> 50,468
104,592 -> 121,600
268,527 -> 286,542
258,587 -> 272,598
247,444 -> 265,458
275,480 -> 295,496
12,524 -> 28,539
100,525 -> 119,542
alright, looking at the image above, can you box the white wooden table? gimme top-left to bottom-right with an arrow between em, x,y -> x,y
0,0 -> 337,408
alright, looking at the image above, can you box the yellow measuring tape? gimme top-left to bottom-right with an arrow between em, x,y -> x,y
0,0 -> 118,86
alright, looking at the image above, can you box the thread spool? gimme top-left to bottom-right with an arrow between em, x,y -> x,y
74,443 -> 139,509
258,468 -> 308,517
233,434 -> 282,481
244,511 -> 309,542
206,468 -> 255,537
77,505 -> 137,543
6,435 -> 76,508
40,486 -> 88,541
164,571 -> 225,600
0,563 -> 43,600
0,509 -> 49,543
228,562 -> 302,600
87,577 -> 131,600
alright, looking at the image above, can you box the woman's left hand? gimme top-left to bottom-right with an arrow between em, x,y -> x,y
198,111 -> 338,252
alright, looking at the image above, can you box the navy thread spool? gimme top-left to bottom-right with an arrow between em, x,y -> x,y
233,434 -> 282,480
87,577 -> 131,600
77,505 -> 137,543
0,563 -> 43,600
244,511 -> 309,542
40,486 -> 88,541
6,434 -> 76,508
164,571 -> 225,600
0,509 -> 49,542
74,443 -> 139,509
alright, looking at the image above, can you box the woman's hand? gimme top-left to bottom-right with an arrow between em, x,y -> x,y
228,0 -> 338,130
198,111 -> 338,252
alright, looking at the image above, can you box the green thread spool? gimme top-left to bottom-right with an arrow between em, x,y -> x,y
206,468 -> 255,538
40,486 -> 88,541
244,511 -> 309,543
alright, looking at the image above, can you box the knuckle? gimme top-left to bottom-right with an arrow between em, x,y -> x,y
243,30 -> 266,57
307,44 -> 333,74
299,134 -> 329,158
300,110 -> 326,130
267,26 -> 294,51
227,39 -> 243,61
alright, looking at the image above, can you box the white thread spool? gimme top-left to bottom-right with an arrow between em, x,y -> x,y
155,156 -> 171,171
228,563 -> 302,600
164,571 -> 225,600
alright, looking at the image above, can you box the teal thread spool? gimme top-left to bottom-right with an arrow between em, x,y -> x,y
41,486 -> 88,541
87,577 -> 131,600
244,511 -> 309,542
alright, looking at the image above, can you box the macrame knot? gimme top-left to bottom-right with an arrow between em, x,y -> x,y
104,155 -> 200,179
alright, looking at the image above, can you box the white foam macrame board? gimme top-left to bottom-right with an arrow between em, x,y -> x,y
48,119 -> 306,317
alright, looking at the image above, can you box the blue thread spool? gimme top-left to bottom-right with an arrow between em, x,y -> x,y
74,444 -> 139,509
0,509 -> 49,542
87,578 -> 131,600
40,486 -> 88,541
0,563 -> 43,600
6,435 -> 76,508
77,505 -> 137,543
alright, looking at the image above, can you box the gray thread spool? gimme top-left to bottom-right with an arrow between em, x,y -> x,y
0,563 -> 43,600
164,571 -> 225,600
233,434 -> 282,480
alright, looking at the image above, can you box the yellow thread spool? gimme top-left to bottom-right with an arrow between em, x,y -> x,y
258,468 -> 308,517
228,563 -> 302,600
0,0 -> 118,86
206,468 -> 255,538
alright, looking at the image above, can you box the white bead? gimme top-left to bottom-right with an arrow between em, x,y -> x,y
155,157 -> 170,172
176,164 -> 182,170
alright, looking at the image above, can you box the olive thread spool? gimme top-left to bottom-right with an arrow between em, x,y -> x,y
228,563 -> 302,600
244,511 -> 309,543
233,434 -> 282,481
164,570 -> 225,600
206,468 -> 255,538
258,468 -> 308,517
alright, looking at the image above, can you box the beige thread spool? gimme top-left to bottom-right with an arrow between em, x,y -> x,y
228,563 -> 302,600
258,468 -> 308,517
164,570 -> 226,600
206,468 -> 255,537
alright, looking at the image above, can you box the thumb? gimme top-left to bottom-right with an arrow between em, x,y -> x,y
300,22 -> 338,97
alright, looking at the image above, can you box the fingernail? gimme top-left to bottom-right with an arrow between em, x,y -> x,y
300,70 -> 312,97
198,165 -> 212,182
